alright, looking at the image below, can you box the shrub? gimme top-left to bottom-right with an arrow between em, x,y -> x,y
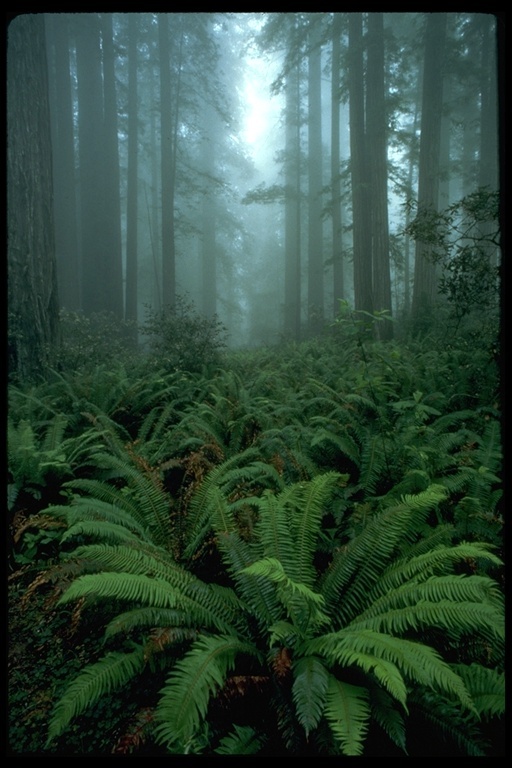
141,295 -> 227,374
55,310 -> 138,373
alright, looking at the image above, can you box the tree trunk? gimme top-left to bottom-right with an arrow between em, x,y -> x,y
331,13 -> 344,317
307,17 -> 324,334
411,13 -> 447,329
348,13 -> 373,315
158,13 -> 177,309
366,12 -> 392,339
284,49 -> 301,341
8,14 -> 60,381
45,13 -> 80,311
201,100 -> 218,319
100,13 -> 124,319
125,13 -> 139,328
75,13 -> 107,315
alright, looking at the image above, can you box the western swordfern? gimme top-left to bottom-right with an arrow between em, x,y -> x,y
43,463 -> 504,755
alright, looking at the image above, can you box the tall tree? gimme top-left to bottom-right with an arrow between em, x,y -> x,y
330,12 -> 344,317
158,13 -> 184,309
45,13 -> 80,311
75,14 -> 108,315
284,28 -> 302,341
366,12 -> 392,338
200,98 -> 218,319
125,13 -> 139,327
307,15 -> 324,334
7,14 -> 60,381
348,13 -> 373,315
411,13 -> 447,328
100,12 -> 124,318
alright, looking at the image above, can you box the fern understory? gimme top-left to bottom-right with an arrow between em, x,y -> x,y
8,330 -> 504,756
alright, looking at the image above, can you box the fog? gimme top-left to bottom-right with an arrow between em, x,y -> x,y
40,12 -> 499,347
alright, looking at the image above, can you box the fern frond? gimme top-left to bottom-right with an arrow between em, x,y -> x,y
284,471 -> 348,586
321,485 -> 448,625
47,646 -> 146,743
60,520 -> 144,546
291,655 -> 329,737
104,607 -> 196,639
242,556 -> 327,631
369,686 -> 407,754
324,675 -> 370,756
351,594 -> 504,645
312,629 -> 475,712
154,634 -> 261,748
214,725 -> 262,754
452,663 -> 505,719
372,541 -> 502,597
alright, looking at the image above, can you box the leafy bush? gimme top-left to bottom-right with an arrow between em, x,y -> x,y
141,295 -> 227,374
56,310 -> 138,373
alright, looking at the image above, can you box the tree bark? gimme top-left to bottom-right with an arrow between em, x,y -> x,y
348,13 -> 373,315
307,16 -> 324,334
45,13 -> 80,311
411,13 -> 447,329
125,13 -> 139,327
367,12 -> 392,339
100,13 -> 124,319
284,45 -> 301,341
8,14 -> 60,381
331,13 -> 344,317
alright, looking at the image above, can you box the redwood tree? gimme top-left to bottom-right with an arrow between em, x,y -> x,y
8,14 -> 60,381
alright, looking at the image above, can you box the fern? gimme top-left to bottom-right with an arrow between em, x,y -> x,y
47,646 -> 146,743
324,675 -> 370,756
214,725 -> 262,754
291,656 -> 330,737
154,634 -> 261,749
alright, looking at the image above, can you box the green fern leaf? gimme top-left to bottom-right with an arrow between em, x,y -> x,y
324,675 -> 370,756
47,647 -> 146,743
292,656 -> 329,736
155,634 -> 261,748
214,725 -> 262,754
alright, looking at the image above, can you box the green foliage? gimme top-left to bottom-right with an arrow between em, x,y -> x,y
405,188 -> 500,326
141,295 -> 227,374
56,309 -> 137,373
9,325 -> 502,756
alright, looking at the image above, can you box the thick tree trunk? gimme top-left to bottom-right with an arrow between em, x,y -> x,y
284,54 -> 301,341
366,12 -> 392,339
158,14 -> 176,309
331,13 -> 344,317
307,17 -> 324,334
201,101 -> 218,319
411,13 -> 447,329
348,13 -> 373,315
45,13 -> 80,311
125,13 -> 139,327
75,13 -> 107,315
100,13 -> 124,319
8,14 -> 60,381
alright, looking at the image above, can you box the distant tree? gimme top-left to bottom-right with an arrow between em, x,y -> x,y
158,13 -> 184,309
284,23 -> 302,341
75,13 -> 123,317
366,12 -> 393,339
348,13 -> 373,315
100,12 -> 124,319
307,14 -> 324,334
201,97 -> 218,319
45,13 -> 80,311
477,13 -> 499,267
125,13 -> 139,328
411,13 -> 447,329
7,14 -> 61,381
330,12 -> 344,317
